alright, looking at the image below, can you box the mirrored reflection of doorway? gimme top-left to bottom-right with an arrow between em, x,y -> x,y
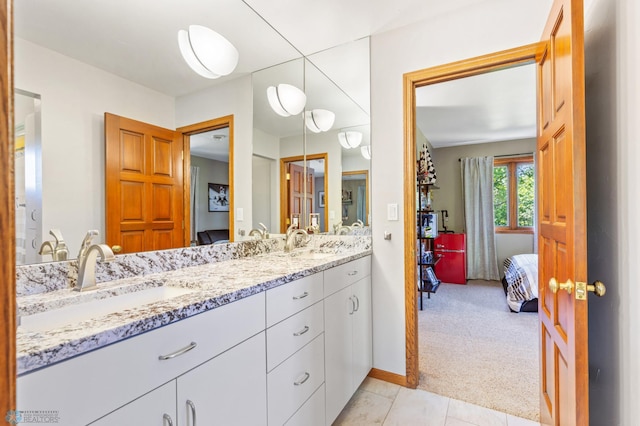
341,170 -> 369,226
279,154 -> 328,233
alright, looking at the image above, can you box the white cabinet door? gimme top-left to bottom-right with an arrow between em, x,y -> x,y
351,276 -> 372,391
324,285 -> 353,425
177,332 -> 267,426
90,381 -> 176,426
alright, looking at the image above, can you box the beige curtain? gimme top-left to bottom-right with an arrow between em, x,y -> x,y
461,157 -> 500,280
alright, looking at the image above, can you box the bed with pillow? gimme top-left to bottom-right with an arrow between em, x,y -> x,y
501,254 -> 539,313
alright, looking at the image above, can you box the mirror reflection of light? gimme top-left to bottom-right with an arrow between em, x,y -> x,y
360,145 -> 371,160
267,84 -> 307,117
338,131 -> 362,149
24,145 -> 37,192
305,109 -> 335,133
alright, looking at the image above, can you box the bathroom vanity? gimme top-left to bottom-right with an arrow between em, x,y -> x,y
16,237 -> 372,426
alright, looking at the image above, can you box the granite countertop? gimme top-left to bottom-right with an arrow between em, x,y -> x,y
16,247 -> 371,375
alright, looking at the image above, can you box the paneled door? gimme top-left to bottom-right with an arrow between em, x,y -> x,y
537,0 -> 591,424
105,113 -> 184,253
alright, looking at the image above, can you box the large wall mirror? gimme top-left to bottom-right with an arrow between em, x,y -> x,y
13,0 -> 371,265
251,38 -> 371,234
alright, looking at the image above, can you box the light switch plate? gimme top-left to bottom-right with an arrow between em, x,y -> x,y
387,203 -> 398,221
236,207 -> 243,221
329,210 -> 335,220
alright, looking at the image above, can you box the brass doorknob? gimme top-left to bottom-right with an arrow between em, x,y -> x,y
111,245 -> 122,253
549,277 -> 573,294
588,280 -> 606,297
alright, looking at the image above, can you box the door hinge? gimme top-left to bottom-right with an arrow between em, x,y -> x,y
286,173 -> 291,181
181,151 -> 184,160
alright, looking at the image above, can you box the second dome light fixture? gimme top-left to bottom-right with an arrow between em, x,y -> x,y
178,25 -> 239,79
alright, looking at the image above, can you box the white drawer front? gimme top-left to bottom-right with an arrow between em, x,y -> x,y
17,292 -> 265,426
267,334 -> 325,426
323,255 -> 371,297
266,301 -> 324,372
284,383 -> 325,426
266,273 -> 323,327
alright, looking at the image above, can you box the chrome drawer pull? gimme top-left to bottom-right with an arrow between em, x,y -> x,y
187,399 -> 197,426
353,295 -> 360,312
348,296 -> 355,315
293,291 -> 309,300
158,342 -> 197,360
163,413 -> 174,426
347,271 -> 358,276
294,372 -> 310,386
293,326 -> 310,337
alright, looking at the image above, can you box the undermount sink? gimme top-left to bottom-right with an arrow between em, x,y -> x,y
20,286 -> 193,333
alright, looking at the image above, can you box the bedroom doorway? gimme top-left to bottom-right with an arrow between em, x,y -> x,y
404,1 -> 593,421
410,62 -> 540,420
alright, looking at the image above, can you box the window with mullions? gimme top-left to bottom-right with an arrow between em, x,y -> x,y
493,156 -> 534,233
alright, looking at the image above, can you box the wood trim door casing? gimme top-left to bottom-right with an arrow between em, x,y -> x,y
402,43 -> 542,389
279,153 -> 329,233
342,170 -> 370,226
177,115 -> 234,244
1,0 -> 16,414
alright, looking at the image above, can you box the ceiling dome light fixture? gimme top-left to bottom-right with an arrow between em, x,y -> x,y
178,25 -> 239,79
361,145 -> 372,160
267,84 -> 307,117
305,109 -> 335,133
338,131 -> 363,149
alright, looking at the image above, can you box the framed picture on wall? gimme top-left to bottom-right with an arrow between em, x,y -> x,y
318,191 -> 325,208
208,183 -> 230,212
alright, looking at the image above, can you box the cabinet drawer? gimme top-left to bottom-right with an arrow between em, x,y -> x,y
17,293 -> 265,426
266,273 -> 323,327
323,255 -> 371,297
266,301 -> 324,372
284,383 -> 325,426
267,334 -> 325,426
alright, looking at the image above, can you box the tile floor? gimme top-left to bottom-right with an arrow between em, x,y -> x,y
333,377 -> 541,426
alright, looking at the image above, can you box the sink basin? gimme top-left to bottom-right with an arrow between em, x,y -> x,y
20,286 -> 193,332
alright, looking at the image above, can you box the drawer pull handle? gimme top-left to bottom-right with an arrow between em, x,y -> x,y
347,271 -> 358,276
293,291 -> 309,300
348,296 -> 355,315
158,342 -> 197,360
294,372 -> 311,386
353,295 -> 360,312
187,399 -> 197,426
293,326 -> 310,336
163,414 -> 174,426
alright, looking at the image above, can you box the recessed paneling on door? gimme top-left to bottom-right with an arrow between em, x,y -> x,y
105,113 -> 183,254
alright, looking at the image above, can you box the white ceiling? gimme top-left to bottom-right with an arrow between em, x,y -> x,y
15,0 -> 548,150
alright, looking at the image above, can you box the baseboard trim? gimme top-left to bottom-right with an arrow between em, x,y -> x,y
368,368 -> 410,388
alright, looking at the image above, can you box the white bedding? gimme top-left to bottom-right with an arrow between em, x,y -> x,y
503,254 -> 538,312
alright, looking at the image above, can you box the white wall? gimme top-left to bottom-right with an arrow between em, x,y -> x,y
252,155 -> 274,231
253,128 -> 282,232
176,75 -> 253,240
370,0 -> 552,376
14,38 -> 175,257
584,0 -> 640,423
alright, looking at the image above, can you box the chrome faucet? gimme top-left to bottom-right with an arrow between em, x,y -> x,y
351,220 -> 364,228
249,223 -> 270,239
284,227 -> 309,253
38,229 -> 69,261
337,225 -> 353,235
75,244 -> 115,291
77,229 -> 99,260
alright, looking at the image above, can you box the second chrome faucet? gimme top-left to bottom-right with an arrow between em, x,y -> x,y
75,230 -> 115,292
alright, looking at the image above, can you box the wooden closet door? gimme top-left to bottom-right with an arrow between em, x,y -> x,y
105,113 -> 184,253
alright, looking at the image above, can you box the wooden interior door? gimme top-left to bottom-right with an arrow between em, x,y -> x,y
537,0 -> 589,424
105,113 -> 184,253
288,162 -> 304,229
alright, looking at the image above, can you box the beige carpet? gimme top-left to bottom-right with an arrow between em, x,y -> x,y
417,279 -> 540,421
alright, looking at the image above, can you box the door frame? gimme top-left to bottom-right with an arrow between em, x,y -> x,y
1,0 -> 16,414
402,43 -> 543,388
177,115 -> 234,245
279,153 -> 329,233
